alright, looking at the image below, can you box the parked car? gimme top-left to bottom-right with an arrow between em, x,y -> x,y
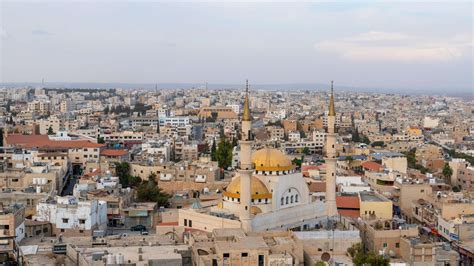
140,231 -> 149,235
130,224 -> 146,231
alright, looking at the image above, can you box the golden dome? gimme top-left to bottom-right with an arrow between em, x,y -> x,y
223,176 -> 271,200
252,148 -> 293,172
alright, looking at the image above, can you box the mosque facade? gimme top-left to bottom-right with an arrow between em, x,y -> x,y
178,81 -> 338,232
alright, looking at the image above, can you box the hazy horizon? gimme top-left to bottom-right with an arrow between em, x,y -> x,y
1,1 -> 473,93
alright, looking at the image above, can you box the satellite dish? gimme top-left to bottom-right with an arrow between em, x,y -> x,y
321,252 -> 331,262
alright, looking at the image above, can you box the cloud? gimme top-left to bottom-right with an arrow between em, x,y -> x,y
315,31 -> 470,62
31,29 -> 51,36
345,31 -> 409,42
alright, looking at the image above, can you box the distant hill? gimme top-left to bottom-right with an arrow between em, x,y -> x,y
0,82 -> 472,97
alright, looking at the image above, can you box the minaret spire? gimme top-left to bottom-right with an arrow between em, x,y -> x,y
242,79 -> 252,121
329,80 -> 336,116
239,79 -> 254,232
325,80 -> 337,217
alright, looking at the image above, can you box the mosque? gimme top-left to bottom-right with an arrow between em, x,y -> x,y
178,81 -> 338,232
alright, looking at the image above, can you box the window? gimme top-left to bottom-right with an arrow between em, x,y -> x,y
383,243 -> 388,248
79,230 -> 84,233
290,195 -> 294,203
184,219 -> 188,226
79,219 -> 86,224
241,253 -> 248,257
281,197 -> 284,205
60,229 -> 65,232
223,253 -> 230,258
295,195 -> 299,203
189,220 -> 192,228
258,255 -> 265,266
286,196 -> 289,204
62,218 -> 69,223
396,243 -> 400,248
43,228 -> 48,233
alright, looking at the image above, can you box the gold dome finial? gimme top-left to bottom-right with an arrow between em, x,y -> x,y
328,80 -> 336,116
243,79 -> 252,121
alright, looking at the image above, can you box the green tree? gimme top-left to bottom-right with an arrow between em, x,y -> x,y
371,141 -> 385,147
115,162 -> 131,187
129,175 -> 143,187
352,129 -> 360,142
97,136 -> 105,144
211,139 -> 217,161
347,243 -> 389,266
442,163 -> 453,180
136,173 -> 170,207
361,135 -> 371,145
302,147 -> 310,155
216,139 -> 233,169
292,156 -> 304,167
47,126 -> 54,135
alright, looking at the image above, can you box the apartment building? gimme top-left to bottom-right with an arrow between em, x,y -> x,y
0,204 -> 25,244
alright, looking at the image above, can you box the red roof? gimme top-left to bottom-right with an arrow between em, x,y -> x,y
338,209 -> 360,218
5,134 -> 49,145
101,149 -> 128,157
83,169 -> 100,178
6,134 -> 104,149
301,165 -> 321,177
336,196 -> 360,209
361,161 -> 382,172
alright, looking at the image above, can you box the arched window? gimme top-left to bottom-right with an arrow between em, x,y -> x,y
286,196 -> 289,205
281,197 -> 284,205
290,195 -> 294,203
295,194 -> 299,203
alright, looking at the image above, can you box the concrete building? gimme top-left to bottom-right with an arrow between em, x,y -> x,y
0,204 -> 25,244
359,191 -> 393,220
198,107 -> 238,120
191,228 -> 304,266
34,196 -> 107,237
361,219 -> 418,259
399,237 -> 458,265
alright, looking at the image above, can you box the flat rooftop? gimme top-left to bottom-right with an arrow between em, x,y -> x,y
359,192 -> 390,202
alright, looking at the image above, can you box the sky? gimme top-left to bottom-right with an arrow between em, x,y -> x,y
1,1 -> 473,92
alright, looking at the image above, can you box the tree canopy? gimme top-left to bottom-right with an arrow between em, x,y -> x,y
347,243 -> 389,266
442,163 -> 453,180
115,162 -> 141,188
136,173 -> 170,207
216,139 -> 233,169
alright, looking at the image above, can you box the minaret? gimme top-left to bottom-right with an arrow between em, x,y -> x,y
325,81 -> 337,217
239,80 -> 254,231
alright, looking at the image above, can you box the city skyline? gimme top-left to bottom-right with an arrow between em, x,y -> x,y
1,1 -> 472,93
